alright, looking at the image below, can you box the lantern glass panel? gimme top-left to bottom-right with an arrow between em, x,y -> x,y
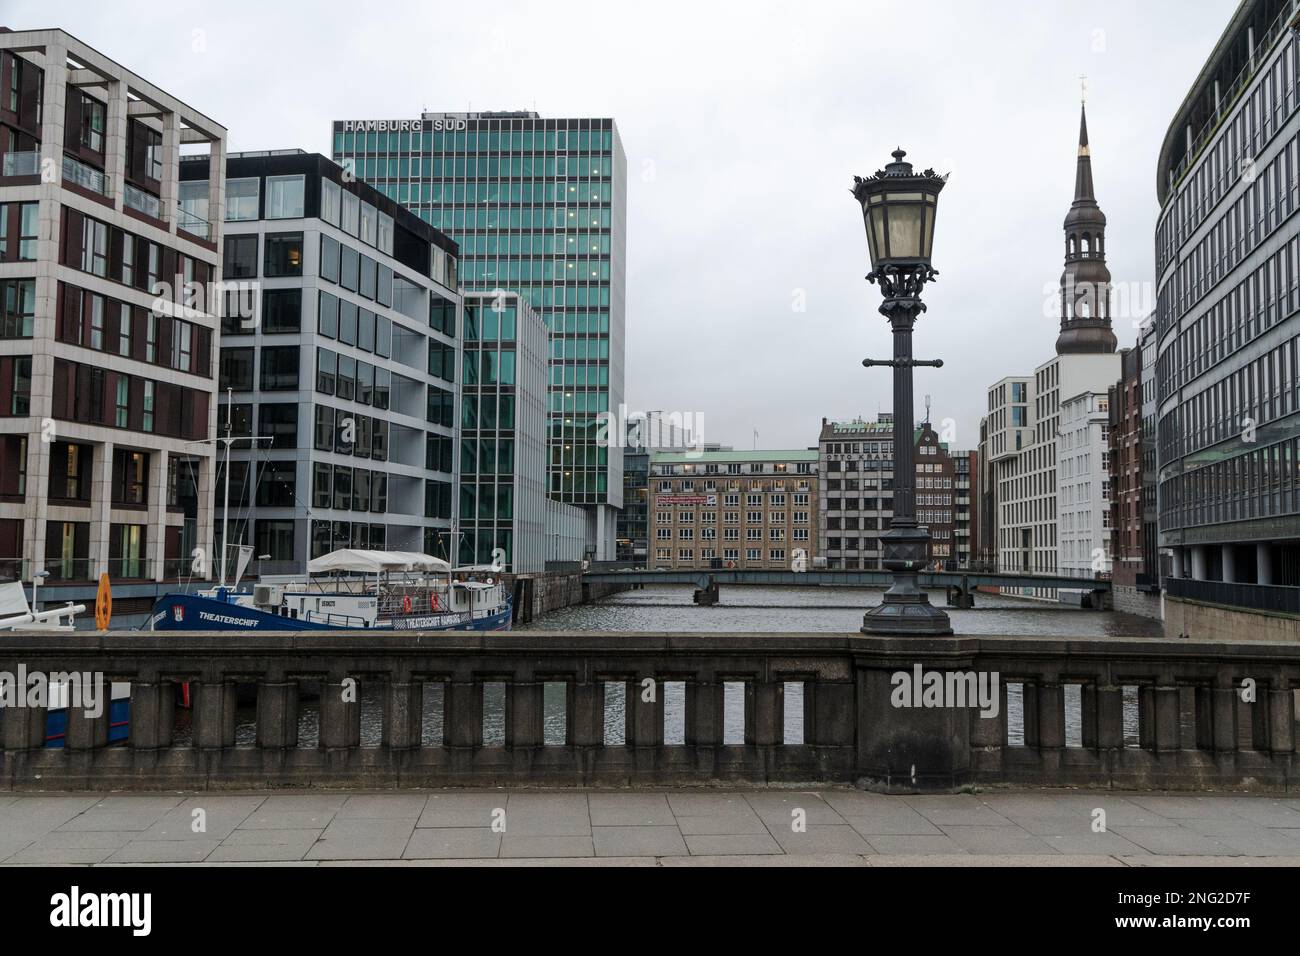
886,203 -> 924,259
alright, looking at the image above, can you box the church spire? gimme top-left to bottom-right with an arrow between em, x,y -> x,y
1074,103 -> 1095,203
1056,98 -> 1117,356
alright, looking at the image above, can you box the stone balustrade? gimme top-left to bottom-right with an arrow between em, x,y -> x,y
0,631 -> 1296,792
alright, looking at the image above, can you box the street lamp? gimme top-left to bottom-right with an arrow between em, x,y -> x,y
852,148 -> 953,636
32,569 -> 49,614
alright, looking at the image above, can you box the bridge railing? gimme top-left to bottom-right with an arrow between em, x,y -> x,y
0,631 -> 1295,791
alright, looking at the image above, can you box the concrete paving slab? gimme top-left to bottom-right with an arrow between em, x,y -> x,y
1111,826 -> 1237,856
1037,831 -> 1151,855
665,793 -> 757,817
305,819 -> 416,860
865,833 -> 969,855
659,853 -> 869,867
841,809 -> 944,836
770,824 -> 873,855
403,827 -> 501,860
867,853 -> 1124,867
498,835 -> 594,858
136,796 -> 264,841
940,825 -> 1056,855
336,794 -> 430,819
417,792 -> 508,828
746,792 -> 845,826
587,793 -> 675,826
903,795 -> 1013,826
684,832 -> 784,856
592,825 -> 688,857
675,813 -> 768,835
104,840 -> 221,864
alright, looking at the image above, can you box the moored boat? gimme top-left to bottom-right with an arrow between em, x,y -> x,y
147,549 -> 512,632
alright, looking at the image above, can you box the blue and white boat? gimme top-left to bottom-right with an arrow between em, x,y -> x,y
147,549 -> 512,633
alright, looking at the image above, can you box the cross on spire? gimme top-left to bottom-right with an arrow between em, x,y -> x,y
1079,73 -> 1088,103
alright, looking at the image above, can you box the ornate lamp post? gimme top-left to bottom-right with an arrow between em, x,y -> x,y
852,149 -> 952,636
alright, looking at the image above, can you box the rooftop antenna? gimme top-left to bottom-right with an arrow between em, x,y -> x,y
924,393 -> 932,426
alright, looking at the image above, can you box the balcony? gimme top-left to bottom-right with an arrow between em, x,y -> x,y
124,182 -> 162,220
2,150 -> 40,177
176,205 -> 211,240
1166,576 -> 1300,614
61,154 -> 111,197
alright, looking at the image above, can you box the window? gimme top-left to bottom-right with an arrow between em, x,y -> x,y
219,347 -> 254,391
223,234 -> 258,279
359,255 -> 376,299
145,314 -> 158,363
320,234 -> 340,283
142,381 -> 154,433
114,377 -> 128,427
226,178 -> 260,221
358,310 -> 375,352
171,321 -> 192,372
89,296 -> 104,349
0,279 -> 34,338
377,212 -> 393,255
341,245 -> 359,292
314,405 -> 334,451
79,94 -> 105,153
112,449 -> 147,505
316,348 -> 337,395
265,175 -> 305,219
81,218 -> 107,277
375,316 -> 391,358
259,347 -> 299,391
336,355 -> 355,401
264,232 -> 303,277
360,202 -> 376,246
341,190 -> 359,235
11,357 -> 30,416
117,303 -> 131,355
318,291 -> 338,338
255,520 -> 295,562
257,403 -> 298,449
338,300 -> 357,345
262,289 -> 302,333
321,177 -> 341,227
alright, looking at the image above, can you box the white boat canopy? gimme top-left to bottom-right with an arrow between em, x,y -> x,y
307,549 -> 452,575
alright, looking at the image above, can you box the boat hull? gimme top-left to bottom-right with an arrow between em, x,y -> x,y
147,593 -> 512,633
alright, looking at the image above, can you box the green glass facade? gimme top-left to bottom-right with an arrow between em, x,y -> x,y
330,114 -> 626,548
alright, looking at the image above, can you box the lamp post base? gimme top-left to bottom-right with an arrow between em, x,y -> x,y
861,585 -> 953,636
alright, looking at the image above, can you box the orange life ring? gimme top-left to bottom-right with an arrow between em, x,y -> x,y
402,594 -> 412,614
430,593 -> 440,611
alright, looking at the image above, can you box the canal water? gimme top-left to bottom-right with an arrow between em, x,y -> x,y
219,585 -> 1159,751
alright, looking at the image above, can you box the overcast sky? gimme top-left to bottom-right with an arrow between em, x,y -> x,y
11,0 -> 1235,452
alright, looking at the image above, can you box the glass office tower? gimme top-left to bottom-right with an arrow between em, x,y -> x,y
330,112 -> 626,558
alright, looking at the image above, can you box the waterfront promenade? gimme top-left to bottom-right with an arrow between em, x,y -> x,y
6,789 -> 1300,865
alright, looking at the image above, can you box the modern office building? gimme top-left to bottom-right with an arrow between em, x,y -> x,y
1155,0 -> 1300,637
983,103 -> 1121,600
815,415 -> 972,570
648,449 -> 817,571
1056,387 -> 1113,601
458,289 -> 550,572
0,28 -> 226,583
1108,331 -> 1161,618
182,150 -> 461,574
953,448 -> 978,568
617,445 -> 648,565
817,416 -> 894,570
984,376 -> 1035,579
329,112 -> 627,559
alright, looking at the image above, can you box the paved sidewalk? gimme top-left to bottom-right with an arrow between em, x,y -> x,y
4,789 -> 1300,865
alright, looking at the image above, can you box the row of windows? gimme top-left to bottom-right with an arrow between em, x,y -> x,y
826,498 -> 896,512
317,292 -> 396,359
655,528 -> 807,542
457,233 -> 613,258
62,207 -> 214,304
56,283 -> 211,378
311,463 -> 389,514
315,348 -> 393,410
223,232 -> 304,280
1159,236 -> 1299,405
1157,334 -> 1298,468
1160,438 -> 1300,531
458,481 -> 514,522
335,127 -> 615,155
428,206 -> 612,232
310,404 -> 388,460
310,520 -> 388,559
655,548 -> 792,563
1158,36 -> 1298,273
